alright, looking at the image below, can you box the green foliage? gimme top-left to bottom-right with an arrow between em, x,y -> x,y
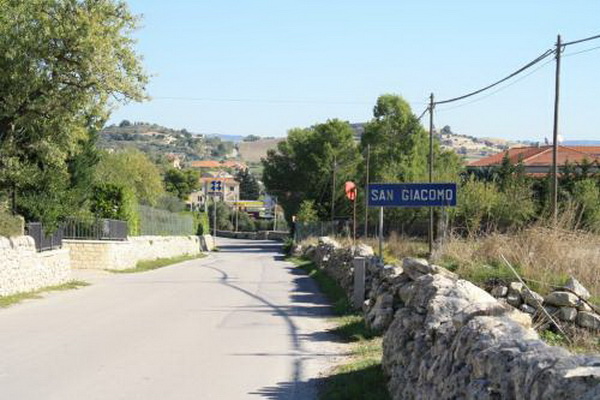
453,177 -> 500,235
0,0 -> 147,226
194,211 -> 210,235
572,179 -> 600,232
164,168 -> 200,200
110,253 -> 204,273
296,200 -> 319,223
137,205 -> 194,236
236,169 -> 260,200
95,149 -> 164,206
262,119 -> 360,222
0,281 -> 89,308
90,183 -> 140,235
0,212 -> 24,237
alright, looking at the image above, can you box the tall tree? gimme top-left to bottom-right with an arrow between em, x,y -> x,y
0,0 -> 147,226
95,149 -> 164,206
262,119 -> 360,222
236,169 -> 260,200
164,168 -> 200,200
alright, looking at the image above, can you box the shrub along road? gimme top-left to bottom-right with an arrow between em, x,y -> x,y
0,238 -> 343,399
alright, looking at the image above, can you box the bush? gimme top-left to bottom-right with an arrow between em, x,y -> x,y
90,183 -> 140,235
572,179 -> 600,232
0,212 -> 24,237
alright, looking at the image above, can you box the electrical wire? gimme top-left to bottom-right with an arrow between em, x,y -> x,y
562,44 -> 600,58
562,33 -> 600,47
435,48 -> 555,105
436,56 -> 555,113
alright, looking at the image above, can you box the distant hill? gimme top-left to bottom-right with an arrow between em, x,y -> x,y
99,122 -> 238,161
238,138 -> 285,163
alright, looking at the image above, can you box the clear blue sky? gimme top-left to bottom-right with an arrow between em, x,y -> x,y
108,1 -> 600,141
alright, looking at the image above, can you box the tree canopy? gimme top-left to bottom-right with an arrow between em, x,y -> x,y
262,119 -> 360,222
0,0 -> 147,225
95,149 -> 164,206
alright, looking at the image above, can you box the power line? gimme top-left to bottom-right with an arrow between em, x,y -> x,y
563,44 -> 600,58
436,56 -> 555,113
435,48 -> 555,105
152,96 -> 427,107
562,33 -> 600,47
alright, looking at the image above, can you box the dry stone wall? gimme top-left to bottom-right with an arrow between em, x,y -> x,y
295,237 -> 600,400
0,236 -> 71,296
64,235 -> 210,270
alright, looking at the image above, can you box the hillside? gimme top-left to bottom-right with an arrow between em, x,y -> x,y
99,122 -> 237,161
237,138 -> 285,163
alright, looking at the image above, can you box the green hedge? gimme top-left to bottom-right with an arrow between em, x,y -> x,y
0,212 -> 24,237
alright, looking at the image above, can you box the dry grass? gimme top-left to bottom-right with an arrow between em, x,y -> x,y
438,227 -> 600,300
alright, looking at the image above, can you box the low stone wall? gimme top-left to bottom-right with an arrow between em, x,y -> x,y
216,230 -> 289,241
64,235 -> 209,270
0,236 -> 71,296
296,238 -> 600,400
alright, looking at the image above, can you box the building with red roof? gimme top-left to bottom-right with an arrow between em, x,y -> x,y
468,145 -> 600,175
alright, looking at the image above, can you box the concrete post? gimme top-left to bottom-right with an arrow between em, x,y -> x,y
353,257 -> 366,309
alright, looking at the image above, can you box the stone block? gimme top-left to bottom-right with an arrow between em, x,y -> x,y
491,285 -> 508,298
522,288 -> 544,308
577,311 -> 600,330
562,277 -> 591,301
545,291 -> 580,308
557,307 -> 578,322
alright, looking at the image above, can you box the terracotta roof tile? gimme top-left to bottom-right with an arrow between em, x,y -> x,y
468,145 -> 600,167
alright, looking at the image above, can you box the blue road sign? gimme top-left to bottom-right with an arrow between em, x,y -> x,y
211,180 -> 223,191
368,183 -> 457,207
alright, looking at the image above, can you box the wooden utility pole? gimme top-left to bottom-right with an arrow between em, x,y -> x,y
378,206 -> 384,258
428,93 -> 435,256
331,154 -> 337,228
551,34 -> 562,224
364,144 -> 370,237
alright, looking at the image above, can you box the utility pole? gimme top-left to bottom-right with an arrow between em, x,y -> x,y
273,197 -> 278,231
378,207 -> 384,258
213,194 -> 217,238
364,144 -> 370,237
428,93 -> 435,256
551,34 -> 562,224
331,154 -> 337,230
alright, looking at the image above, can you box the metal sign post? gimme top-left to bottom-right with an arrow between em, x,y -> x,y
367,182 -> 458,258
210,180 -> 222,239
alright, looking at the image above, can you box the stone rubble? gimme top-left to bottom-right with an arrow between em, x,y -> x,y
295,237 -> 600,400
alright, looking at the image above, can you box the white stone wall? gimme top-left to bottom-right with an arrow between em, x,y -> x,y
64,235 -> 206,270
0,236 -> 71,296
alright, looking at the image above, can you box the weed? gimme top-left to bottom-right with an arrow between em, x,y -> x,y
0,280 -> 89,308
109,253 -> 205,273
288,257 -> 390,399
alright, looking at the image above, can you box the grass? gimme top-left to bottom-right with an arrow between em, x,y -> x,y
365,230 -> 600,354
0,280 -> 89,308
109,253 -> 205,273
288,257 -> 390,400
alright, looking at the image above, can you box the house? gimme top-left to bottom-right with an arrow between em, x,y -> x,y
468,145 -> 600,175
187,170 -> 240,210
165,153 -> 184,169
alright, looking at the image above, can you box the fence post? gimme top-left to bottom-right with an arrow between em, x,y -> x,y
353,257 -> 366,309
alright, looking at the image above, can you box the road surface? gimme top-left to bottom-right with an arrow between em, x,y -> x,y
0,238 -> 343,399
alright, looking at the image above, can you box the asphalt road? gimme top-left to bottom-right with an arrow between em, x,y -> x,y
0,238 -> 342,400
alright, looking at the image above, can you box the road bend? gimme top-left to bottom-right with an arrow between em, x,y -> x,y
0,238 -> 343,399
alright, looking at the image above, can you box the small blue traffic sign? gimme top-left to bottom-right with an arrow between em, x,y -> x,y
368,183 -> 457,207
211,180 -> 222,191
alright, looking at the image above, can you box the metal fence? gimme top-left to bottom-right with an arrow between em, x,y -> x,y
62,218 -> 128,241
26,223 -> 63,252
138,205 -> 195,236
